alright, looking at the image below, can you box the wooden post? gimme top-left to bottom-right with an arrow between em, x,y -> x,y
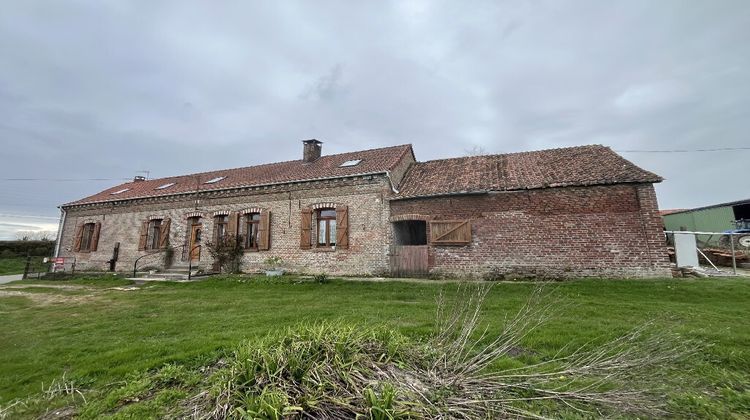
22,255 -> 31,280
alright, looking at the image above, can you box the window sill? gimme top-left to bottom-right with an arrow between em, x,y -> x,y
313,247 -> 336,252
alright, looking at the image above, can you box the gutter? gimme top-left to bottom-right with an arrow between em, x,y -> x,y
53,207 -> 66,258
385,171 -> 399,194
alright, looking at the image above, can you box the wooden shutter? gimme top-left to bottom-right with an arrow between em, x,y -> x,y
239,214 -> 248,248
336,205 -> 349,249
159,218 -> 171,249
138,220 -> 149,250
430,220 -> 472,245
227,213 -> 238,243
259,211 -> 271,250
300,208 -> 312,249
90,222 -> 102,252
73,225 -> 84,252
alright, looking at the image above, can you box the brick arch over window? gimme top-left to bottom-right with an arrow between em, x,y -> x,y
300,203 -> 349,249
390,214 -> 431,222
184,212 -> 204,219
311,202 -> 338,210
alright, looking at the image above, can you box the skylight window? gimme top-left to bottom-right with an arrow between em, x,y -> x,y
110,188 -> 130,195
155,182 -> 176,190
340,159 -> 362,167
204,176 -> 226,184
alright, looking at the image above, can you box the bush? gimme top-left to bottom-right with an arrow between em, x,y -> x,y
205,234 -> 244,274
187,286 -> 696,419
313,273 -> 329,284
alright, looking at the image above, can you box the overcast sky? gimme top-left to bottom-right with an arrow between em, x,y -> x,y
1,0 -> 749,239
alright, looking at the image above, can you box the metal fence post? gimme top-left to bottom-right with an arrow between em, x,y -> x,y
730,233 -> 737,275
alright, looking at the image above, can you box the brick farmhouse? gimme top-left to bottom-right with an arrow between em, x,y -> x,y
55,141 -> 670,278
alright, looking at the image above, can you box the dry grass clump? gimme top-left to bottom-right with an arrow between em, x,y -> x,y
187,285 -> 696,419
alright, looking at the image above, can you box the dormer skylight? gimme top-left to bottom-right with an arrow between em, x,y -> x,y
340,159 -> 362,167
204,176 -> 226,184
155,182 -> 176,190
111,188 -> 130,195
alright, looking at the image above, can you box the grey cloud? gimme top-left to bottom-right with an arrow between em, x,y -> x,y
1,0 -> 749,239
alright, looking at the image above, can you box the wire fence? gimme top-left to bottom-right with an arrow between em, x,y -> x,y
665,231 -> 750,276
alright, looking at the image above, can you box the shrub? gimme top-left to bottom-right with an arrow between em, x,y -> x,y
205,234 -> 244,274
313,273 -> 328,284
187,286 -> 697,419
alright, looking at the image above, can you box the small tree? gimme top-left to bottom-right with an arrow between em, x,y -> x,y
205,234 -> 244,274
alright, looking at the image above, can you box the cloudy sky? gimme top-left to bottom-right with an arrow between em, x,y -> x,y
1,0 -> 749,239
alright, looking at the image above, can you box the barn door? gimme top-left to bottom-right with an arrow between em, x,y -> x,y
389,245 -> 428,277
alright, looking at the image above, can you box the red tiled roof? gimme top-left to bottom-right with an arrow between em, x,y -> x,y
396,145 -> 662,199
64,144 -> 413,206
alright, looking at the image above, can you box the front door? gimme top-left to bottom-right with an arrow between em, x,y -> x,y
189,224 -> 202,261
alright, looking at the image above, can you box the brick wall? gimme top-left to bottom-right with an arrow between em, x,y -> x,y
389,183 -> 671,279
59,175 -> 394,276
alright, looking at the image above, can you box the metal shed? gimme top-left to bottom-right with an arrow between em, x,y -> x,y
662,198 -> 750,244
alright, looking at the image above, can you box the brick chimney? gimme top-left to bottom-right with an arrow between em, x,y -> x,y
302,139 -> 323,163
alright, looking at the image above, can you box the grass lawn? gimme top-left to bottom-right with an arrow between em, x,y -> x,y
0,257 -> 47,276
0,275 -> 748,418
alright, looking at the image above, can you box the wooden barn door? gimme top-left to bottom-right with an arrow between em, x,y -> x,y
389,245 -> 428,277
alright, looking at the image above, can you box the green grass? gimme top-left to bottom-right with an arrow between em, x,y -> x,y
0,275 -> 749,418
0,257 -> 46,275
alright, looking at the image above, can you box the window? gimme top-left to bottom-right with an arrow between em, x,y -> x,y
147,219 -> 162,250
155,182 -> 176,190
80,223 -> 96,251
340,159 -> 362,167
204,176 -> 226,184
244,213 -> 261,249
111,188 -> 129,195
215,215 -> 229,240
316,209 -> 337,247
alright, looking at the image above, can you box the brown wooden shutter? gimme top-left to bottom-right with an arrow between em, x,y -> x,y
138,220 -> 149,250
227,212 -> 238,240
90,222 -> 102,252
73,225 -> 84,252
259,211 -> 271,251
239,214 -> 248,248
300,208 -> 312,249
336,205 -> 349,249
159,218 -> 171,249
429,220 -> 472,245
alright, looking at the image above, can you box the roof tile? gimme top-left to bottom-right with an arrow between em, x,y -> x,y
64,144 -> 412,206
396,145 -> 662,199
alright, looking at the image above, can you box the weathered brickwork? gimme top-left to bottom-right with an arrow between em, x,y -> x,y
59,176 -> 395,275
389,183 -> 671,279
58,142 -> 669,279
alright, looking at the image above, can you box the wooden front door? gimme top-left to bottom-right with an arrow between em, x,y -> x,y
389,245 -> 428,277
189,224 -> 202,261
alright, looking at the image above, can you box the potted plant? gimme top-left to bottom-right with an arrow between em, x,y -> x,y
264,256 -> 284,276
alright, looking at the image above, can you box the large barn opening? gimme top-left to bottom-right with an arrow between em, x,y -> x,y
733,203 -> 750,220
392,220 -> 427,245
